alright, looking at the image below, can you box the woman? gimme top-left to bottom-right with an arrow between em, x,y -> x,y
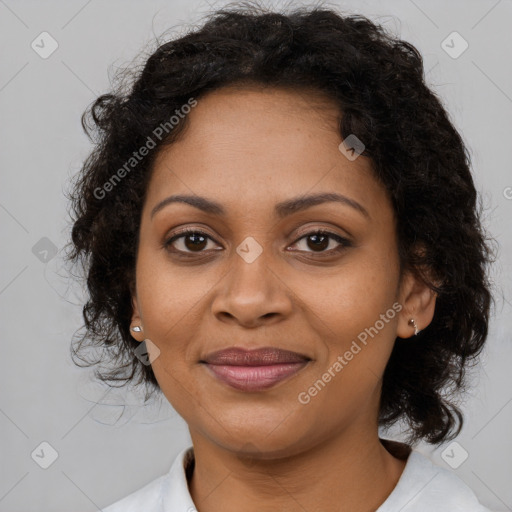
66,4 -> 494,511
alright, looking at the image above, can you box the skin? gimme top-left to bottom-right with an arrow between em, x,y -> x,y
130,85 -> 437,512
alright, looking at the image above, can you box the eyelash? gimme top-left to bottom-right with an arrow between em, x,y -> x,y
163,228 -> 352,257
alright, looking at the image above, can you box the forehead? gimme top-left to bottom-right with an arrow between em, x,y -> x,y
145,86 -> 388,218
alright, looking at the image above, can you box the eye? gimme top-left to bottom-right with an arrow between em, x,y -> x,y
289,230 -> 351,255
163,228 -> 352,257
163,228 -> 220,255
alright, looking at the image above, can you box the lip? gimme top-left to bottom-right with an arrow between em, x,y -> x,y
201,347 -> 311,392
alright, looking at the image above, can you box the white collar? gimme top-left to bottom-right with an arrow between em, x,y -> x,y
161,446 -> 197,511
161,444 -> 416,510
156,444 -> 488,512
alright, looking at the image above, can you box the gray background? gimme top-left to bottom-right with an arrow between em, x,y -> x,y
1,0 -> 511,510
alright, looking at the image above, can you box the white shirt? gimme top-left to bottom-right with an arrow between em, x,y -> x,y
102,445 -> 493,511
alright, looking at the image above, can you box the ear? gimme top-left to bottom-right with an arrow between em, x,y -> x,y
129,284 -> 145,342
396,268 -> 438,339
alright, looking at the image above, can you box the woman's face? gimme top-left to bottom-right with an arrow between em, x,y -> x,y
131,85 -> 424,457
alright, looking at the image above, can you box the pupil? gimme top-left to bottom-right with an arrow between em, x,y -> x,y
309,234 -> 328,251
185,233 -> 207,251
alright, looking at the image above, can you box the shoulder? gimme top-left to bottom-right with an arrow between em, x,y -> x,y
378,449 -> 494,512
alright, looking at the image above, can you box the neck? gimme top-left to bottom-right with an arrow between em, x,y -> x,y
187,428 -> 409,512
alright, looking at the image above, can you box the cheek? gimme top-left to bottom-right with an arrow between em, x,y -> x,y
341,241 -> 400,314
312,246 -> 400,367
135,247 -> 214,336
298,249 -> 399,331
150,357 -> 203,424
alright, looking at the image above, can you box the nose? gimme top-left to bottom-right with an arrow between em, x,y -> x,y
210,249 -> 293,328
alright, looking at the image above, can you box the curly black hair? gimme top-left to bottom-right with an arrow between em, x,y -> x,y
65,1 -> 495,446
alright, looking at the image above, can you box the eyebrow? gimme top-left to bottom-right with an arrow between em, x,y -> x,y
150,192 -> 370,220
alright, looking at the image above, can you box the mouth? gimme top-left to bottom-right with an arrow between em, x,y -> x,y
200,347 -> 311,392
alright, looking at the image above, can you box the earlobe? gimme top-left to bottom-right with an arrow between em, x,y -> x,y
396,270 -> 438,339
130,293 -> 145,342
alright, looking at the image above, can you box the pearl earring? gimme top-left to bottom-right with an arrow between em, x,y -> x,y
131,326 -> 143,332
